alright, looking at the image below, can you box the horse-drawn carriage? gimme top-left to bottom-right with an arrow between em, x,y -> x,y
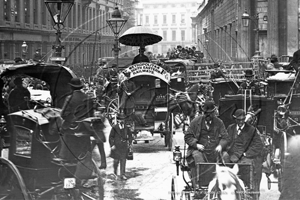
0,63 -> 105,199
171,145 -> 256,200
218,69 -> 300,193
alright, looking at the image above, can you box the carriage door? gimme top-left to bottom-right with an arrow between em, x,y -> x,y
154,78 -> 169,129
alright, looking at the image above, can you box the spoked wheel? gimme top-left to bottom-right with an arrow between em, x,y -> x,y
0,157 -> 30,200
278,131 -> 288,192
171,176 -> 178,200
165,113 -> 174,151
106,98 -> 118,126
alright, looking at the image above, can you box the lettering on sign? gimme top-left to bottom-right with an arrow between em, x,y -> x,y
123,62 -> 170,83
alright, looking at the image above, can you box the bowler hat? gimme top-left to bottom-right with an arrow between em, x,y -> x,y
233,109 -> 246,120
202,101 -> 216,113
244,69 -> 254,77
68,77 -> 84,88
117,112 -> 127,120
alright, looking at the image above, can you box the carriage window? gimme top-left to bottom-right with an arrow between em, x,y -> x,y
15,125 -> 33,156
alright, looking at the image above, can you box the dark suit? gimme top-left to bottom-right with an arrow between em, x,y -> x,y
185,115 -> 228,164
224,123 -> 263,198
237,81 -> 261,95
109,123 -> 133,176
132,54 -> 150,64
59,90 -> 94,161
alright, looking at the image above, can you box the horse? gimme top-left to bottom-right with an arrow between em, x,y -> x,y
167,82 -> 213,129
207,164 -> 247,200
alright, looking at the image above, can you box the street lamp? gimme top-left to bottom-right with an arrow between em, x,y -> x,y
44,0 -> 74,64
106,6 -> 128,71
242,10 -> 262,59
21,41 -> 28,60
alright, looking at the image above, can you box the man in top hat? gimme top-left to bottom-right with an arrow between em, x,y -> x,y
59,77 -> 94,161
237,69 -> 261,95
184,100 -> 229,188
223,109 -> 263,198
109,112 -> 133,180
132,47 -> 150,65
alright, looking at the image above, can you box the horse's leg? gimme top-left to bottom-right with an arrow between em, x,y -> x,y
97,142 -> 107,169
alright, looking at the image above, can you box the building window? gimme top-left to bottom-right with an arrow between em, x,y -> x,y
181,30 -> 185,41
154,15 -> 158,25
163,15 -> 167,24
146,15 -> 149,24
24,0 -> 30,23
163,30 -> 167,41
172,14 -> 176,24
14,0 -> 20,22
4,0 -> 11,21
42,1 -> 47,25
78,4 -> 81,29
33,0 -> 38,24
172,30 -> 176,41
181,14 -> 185,24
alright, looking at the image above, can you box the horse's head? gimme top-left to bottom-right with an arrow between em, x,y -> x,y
208,164 -> 246,200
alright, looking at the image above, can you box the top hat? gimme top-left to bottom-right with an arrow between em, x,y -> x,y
117,112 -> 127,120
202,101 -> 216,113
233,109 -> 246,120
68,77 -> 84,88
244,69 -> 254,77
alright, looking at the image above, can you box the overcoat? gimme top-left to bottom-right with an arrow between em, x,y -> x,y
185,115 -> 228,162
226,123 -> 263,160
109,124 -> 133,160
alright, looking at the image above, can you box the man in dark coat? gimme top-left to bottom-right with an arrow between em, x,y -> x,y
289,49 -> 300,71
223,109 -> 263,199
132,47 -> 150,64
8,77 -> 30,113
184,100 -> 229,188
237,69 -> 261,95
59,77 -> 94,161
109,113 -> 133,180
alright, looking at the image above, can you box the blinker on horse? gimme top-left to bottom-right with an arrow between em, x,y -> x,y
207,164 -> 246,200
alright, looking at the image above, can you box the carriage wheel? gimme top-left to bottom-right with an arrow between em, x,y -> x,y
165,113 -> 174,151
278,131 -> 288,192
0,158 -> 30,200
106,98 -> 118,126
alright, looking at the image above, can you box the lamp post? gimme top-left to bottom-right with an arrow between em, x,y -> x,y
21,41 -> 28,61
242,10 -> 262,59
106,6 -> 128,71
44,0 -> 74,64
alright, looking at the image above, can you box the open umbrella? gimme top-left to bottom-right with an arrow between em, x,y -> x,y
119,25 -> 163,47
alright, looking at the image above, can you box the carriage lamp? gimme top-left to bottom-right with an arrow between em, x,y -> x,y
21,41 -> 28,60
173,145 -> 182,176
242,10 -> 261,58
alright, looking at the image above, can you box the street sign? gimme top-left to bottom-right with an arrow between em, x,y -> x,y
50,57 -> 66,62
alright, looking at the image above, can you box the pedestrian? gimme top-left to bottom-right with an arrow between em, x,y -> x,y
184,100 -> 229,188
7,77 -> 31,113
109,112 -> 133,180
237,69 -> 261,95
222,109 -> 263,199
132,47 -> 150,64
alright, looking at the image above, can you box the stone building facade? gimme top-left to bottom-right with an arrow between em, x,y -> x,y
0,0 -> 132,70
192,0 -> 300,62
